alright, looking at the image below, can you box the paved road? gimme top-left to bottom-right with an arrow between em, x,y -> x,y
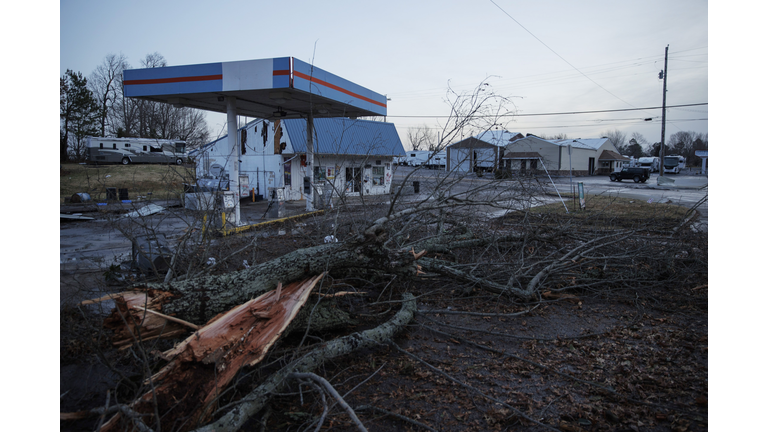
393,166 -> 708,231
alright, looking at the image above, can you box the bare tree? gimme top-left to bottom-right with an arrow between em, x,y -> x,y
103,52 -> 210,147
89,53 -> 129,137
601,128 -> 627,154
407,124 -> 438,151
668,130 -> 707,165
539,132 -> 569,140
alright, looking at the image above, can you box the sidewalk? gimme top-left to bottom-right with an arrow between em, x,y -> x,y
655,175 -> 708,189
549,173 -> 707,191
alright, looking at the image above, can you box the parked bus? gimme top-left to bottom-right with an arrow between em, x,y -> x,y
637,157 -> 660,172
663,155 -> 686,174
85,137 -> 188,165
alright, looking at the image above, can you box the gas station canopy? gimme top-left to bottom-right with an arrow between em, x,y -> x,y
123,57 -> 387,119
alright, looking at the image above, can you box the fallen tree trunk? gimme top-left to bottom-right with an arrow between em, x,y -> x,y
138,241 -> 417,325
87,241 -> 406,347
194,293 -> 417,432
100,274 -> 326,432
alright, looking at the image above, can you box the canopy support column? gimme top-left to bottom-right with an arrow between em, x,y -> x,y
306,113 -> 314,212
227,97 -> 241,226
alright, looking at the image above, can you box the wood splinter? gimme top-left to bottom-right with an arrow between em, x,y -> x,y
132,305 -> 200,330
410,247 -> 427,260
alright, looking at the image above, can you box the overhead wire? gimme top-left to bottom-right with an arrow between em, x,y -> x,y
487,0 -> 640,110
386,102 -> 707,119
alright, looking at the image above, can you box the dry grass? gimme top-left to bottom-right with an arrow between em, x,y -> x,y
512,194 -> 691,230
60,163 -> 195,203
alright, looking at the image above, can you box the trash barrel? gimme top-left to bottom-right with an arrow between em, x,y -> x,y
70,193 -> 91,203
119,188 -> 129,200
106,187 -> 117,201
413,181 -> 420,194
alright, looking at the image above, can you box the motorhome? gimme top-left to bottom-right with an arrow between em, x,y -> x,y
425,151 -> 447,169
621,156 -> 637,168
404,151 -> 429,167
85,137 -> 187,165
637,156 -> 660,172
663,155 -> 686,174
404,150 -> 447,169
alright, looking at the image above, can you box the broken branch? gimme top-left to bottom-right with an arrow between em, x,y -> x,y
288,372 -> 367,432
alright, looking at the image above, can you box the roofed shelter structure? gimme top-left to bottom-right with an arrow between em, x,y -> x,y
446,130 -> 524,173
123,57 -> 388,220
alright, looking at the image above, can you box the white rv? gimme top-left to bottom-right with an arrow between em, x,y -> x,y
637,157 -> 660,172
404,151 -> 429,167
404,150 -> 447,169
426,151 -> 447,169
663,155 -> 686,174
85,137 -> 187,165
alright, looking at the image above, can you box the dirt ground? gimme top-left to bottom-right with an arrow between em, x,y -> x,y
60,208 -> 707,432
246,276 -> 707,432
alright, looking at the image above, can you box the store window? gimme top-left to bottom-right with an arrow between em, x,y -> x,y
372,166 -> 385,185
314,166 -> 327,182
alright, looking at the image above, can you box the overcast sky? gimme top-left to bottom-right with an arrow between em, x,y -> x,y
58,0 -> 708,149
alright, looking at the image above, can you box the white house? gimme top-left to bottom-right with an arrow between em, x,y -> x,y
501,136 -> 627,176
190,117 -> 406,201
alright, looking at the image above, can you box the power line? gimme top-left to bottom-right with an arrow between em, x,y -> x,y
397,118 -> 707,132
386,102 -> 707,119
488,0 -> 640,110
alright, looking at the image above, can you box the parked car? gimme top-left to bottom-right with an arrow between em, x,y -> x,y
610,167 -> 650,183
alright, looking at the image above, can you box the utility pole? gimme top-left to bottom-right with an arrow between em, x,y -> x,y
659,45 -> 668,177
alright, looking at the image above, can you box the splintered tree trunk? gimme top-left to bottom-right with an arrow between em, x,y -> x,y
151,243 -> 373,324
100,274 -> 326,432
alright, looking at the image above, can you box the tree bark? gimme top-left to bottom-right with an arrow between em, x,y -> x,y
134,240 -> 420,326
148,243 -> 380,324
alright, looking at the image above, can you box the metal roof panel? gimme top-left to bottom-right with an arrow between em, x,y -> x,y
284,118 -> 405,157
